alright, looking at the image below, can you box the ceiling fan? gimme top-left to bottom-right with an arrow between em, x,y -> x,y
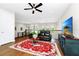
24,3 -> 43,14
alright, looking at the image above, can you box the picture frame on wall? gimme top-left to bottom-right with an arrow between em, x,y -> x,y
15,27 -> 16,31
62,16 -> 73,33
20,27 -> 23,31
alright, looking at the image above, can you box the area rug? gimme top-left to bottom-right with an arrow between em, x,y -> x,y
10,39 -> 58,56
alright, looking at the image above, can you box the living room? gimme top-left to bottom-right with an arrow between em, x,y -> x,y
0,0 -> 79,56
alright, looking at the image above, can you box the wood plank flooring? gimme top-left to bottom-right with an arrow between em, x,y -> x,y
0,37 -> 32,56
0,36 -> 63,56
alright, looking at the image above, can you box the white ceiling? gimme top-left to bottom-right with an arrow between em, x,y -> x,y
0,3 -> 70,23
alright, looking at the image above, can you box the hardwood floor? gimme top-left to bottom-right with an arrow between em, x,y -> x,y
0,37 -> 32,56
0,36 -> 63,56
56,40 -> 64,56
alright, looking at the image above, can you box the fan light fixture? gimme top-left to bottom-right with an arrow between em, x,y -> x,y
24,3 -> 43,14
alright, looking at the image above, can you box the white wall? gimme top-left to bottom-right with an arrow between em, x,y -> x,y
58,4 -> 79,38
0,9 -> 15,45
15,23 -> 26,37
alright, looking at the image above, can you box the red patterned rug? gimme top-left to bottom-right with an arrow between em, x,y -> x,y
10,39 -> 58,56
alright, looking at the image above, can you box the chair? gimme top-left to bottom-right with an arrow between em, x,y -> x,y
38,30 -> 52,42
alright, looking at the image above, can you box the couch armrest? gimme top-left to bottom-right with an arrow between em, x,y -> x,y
65,37 -> 79,40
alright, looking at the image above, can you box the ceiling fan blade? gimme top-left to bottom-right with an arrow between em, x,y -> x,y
32,10 -> 35,14
36,9 -> 42,12
35,3 -> 42,9
24,8 -> 32,10
28,3 -> 33,8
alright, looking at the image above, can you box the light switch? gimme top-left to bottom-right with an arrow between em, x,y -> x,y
1,32 -> 4,33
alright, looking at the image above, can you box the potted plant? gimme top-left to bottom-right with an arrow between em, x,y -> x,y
31,31 -> 38,43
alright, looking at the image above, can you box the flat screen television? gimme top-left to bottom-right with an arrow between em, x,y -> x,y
62,16 -> 73,33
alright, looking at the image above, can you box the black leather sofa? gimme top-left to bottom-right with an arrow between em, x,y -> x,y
38,30 -> 52,42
